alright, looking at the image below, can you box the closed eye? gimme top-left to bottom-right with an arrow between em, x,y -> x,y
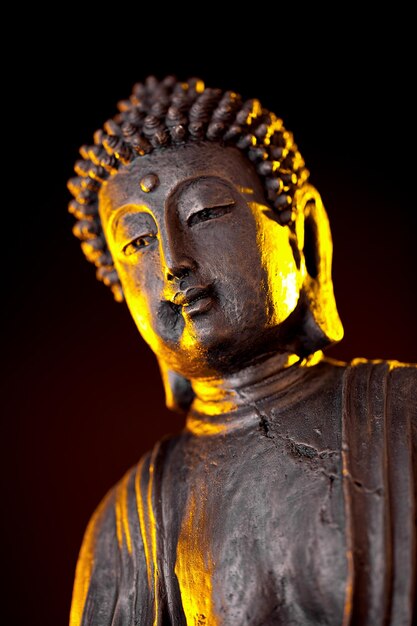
123,234 -> 156,256
187,203 -> 234,227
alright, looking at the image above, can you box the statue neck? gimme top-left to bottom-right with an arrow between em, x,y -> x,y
190,350 -> 324,417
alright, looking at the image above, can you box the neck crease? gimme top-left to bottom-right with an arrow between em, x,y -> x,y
190,350 -> 323,418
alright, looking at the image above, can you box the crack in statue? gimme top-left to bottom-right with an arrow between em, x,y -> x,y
67,76 -> 417,626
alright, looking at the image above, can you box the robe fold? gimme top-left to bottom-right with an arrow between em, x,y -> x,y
70,358 -> 417,625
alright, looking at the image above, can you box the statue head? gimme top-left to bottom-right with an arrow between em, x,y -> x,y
68,76 -> 343,411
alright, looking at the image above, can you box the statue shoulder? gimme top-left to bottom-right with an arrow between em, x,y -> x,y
347,355 -> 416,368
383,360 -> 417,427
341,357 -> 417,428
70,432 -> 183,625
347,356 -> 417,388
81,432 -> 182,545
70,453 -> 152,626
320,354 -> 417,390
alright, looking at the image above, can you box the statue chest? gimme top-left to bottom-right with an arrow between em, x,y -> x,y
162,424 -> 348,625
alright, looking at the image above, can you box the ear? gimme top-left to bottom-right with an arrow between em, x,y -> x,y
295,185 -> 344,350
157,358 -> 195,414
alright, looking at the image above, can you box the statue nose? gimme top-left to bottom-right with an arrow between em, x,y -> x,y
161,218 -> 197,282
166,266 -> 190,281
163,243 -> 196,281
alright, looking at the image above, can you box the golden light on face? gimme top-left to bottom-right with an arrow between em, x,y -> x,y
98,143 -> 342,394
100,145 -> 334,378
249,201 -> 305,326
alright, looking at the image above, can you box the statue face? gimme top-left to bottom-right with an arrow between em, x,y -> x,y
99,143 -> 304,377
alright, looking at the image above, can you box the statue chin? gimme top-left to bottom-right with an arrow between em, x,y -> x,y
157,286 -> 339,414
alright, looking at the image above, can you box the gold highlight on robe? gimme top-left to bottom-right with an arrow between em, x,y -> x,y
68,76 -> 417,626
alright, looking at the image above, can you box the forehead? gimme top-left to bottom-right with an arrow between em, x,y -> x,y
99,142 -> 265,214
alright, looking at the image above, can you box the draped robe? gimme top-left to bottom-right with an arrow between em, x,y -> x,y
69,357 -> 417,625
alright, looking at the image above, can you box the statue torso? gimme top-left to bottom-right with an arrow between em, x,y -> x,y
72,359 -> 417,626
161,361 -> 348,625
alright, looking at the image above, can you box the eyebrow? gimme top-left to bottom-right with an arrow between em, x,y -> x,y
109,204 -> 153,237
170,174 -> 245,205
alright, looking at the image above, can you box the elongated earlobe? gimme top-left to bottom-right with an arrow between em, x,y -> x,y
296,186 -> 344,350
158,359 -> 194,413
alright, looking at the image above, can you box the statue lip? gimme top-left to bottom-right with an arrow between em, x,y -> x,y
171,285 -> 213,307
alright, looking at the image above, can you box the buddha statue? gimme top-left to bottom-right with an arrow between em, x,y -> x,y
67,76 -> 416,625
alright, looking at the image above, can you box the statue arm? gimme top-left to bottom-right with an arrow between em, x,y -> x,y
391,363 -> 417,622
69,459 -> 152,626
69,486 -> 120,626
342,360 -> 417,624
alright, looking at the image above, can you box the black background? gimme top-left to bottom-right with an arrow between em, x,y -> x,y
2,18 -> 416,625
